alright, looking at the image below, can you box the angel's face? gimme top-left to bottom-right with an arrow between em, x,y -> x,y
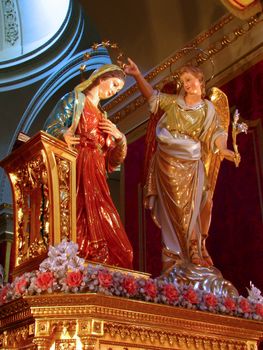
180,72 -> 202,97
98,77 -> 124,100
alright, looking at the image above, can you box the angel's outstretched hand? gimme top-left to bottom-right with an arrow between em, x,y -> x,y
124,58 -> 141,77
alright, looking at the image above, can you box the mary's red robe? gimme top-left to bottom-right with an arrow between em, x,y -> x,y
76,99 -> 133,269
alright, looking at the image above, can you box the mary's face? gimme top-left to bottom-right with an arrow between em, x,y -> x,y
98,77 -> 125,100
180,72 -> 202,97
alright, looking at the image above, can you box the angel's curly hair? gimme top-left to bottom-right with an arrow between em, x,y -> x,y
179,65 -> 206,98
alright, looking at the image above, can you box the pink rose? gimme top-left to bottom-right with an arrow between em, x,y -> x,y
163,284 -> 179,303
224,297 -> 236,311
204,293 -> 218,308
239,298 -> 251,313
35,272 -> 54,291
98,271 -> 112,288
15,277 -> 27,294
122,276 -> 138,296
255,303 -> 263,317
66,271 -> 83,287
183,288 -> 198,304
144,281 -> 157,299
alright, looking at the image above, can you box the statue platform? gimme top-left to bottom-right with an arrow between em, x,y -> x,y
0,292 -> 262,350
0,132 -> 262,350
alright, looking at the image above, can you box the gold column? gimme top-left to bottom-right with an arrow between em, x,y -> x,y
32,337 -> 52,350
78,319 -> 104,350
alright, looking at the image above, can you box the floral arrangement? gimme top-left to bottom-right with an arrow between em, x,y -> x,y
0,240 -> 263,321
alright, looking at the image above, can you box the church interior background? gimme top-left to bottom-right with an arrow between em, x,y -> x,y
0,0 -> 263,349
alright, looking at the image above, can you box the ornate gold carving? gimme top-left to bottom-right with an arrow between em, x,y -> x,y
29,323 -> 35,335
0,297 -> 32,329
78,319 -> 90,335
91,319 -> 104,336
22,293 -> 263,342
77,319 -> 104,337
36,320 -> 51,336
247,341 -> 258,350
80,335 -> 98,350
0,294 -> 262,350
99,336 -> 253,350
9,152 -> 49,265
55,339 -> 76,349
0,324 -> 35,348
34,319 -> 101,350
56,156 -> 71,240
33,336 -> 52,349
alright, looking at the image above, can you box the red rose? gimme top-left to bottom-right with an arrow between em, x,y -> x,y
98,271 -> 113,288
0,286 -> 8,304
144,281 -> 157,299
15,277 -> 27,294
163,284 -> 179,303
183,288 -> 198,304
122,276 -> 138,296
204,293 -> 218,308
255,303 -> 263,317
66,271 -> 83,287
239,298 -> 251,313
35,272 -> 54,291
224,297 -> 236,311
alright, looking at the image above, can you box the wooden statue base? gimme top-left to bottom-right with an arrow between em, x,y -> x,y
0,293 -> 262,350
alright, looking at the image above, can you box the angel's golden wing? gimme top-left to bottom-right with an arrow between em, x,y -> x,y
206,87 -> 230,194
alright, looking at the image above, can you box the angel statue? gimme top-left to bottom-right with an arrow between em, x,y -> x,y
125,59 -> 240,296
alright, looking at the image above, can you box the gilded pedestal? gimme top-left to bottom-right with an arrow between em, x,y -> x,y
0,293 -> 262,350
0,131 -> 77,279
